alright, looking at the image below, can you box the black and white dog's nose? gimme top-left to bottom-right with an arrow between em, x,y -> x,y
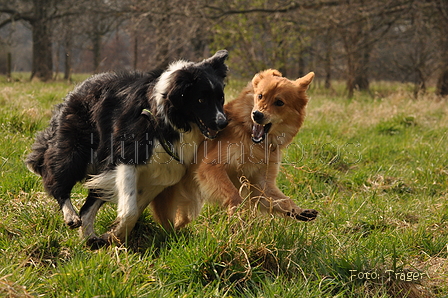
216,112 -> 228,130
252,110 -> 264,123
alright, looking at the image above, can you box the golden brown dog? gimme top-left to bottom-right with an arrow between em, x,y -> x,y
150,69 -> 317,230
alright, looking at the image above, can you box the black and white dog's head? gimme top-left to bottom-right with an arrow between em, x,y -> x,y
154,50 -> 229,139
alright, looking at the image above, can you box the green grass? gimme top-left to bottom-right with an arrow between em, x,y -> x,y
1,73 -> 447,297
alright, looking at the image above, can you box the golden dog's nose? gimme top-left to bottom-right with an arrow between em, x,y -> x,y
252,110 -> 264,123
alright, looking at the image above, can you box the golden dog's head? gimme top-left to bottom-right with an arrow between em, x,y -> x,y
250,69 -> 314,143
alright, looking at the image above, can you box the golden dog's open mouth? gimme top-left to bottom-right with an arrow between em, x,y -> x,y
251,123 -> 272,143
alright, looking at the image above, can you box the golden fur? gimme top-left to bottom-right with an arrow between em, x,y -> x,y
150,69 -> 318,230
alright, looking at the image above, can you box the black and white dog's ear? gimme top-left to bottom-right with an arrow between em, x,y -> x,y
167,50 -> 228,104
205,50 -> 228,65
200,50 -> 229,78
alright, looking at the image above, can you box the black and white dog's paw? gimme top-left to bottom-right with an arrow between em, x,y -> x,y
65,214 -> 82,229
86,237 -> 108,250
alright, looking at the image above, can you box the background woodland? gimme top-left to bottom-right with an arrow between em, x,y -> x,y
1,0 -> 447,97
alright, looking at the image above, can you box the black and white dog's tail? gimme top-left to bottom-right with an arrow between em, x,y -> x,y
25,104 -> 63,176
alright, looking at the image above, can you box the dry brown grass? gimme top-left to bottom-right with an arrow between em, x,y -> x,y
308,91 -> 448,130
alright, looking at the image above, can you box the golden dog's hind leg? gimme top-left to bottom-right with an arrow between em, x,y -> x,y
150,183 -> 204,231
150,186 -> 178,231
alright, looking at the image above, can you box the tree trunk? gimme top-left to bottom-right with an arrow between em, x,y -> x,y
324,32 -> 333,89
346,49 -> 355,98
436,37 -> 448,96
154,24 -> 170,70
297,48 -> 305,78
64,46 -> 72,81
133,35 -> 138,70
93,32 -> 102,74
437,68 -> 448,97
7,52 -> 11,79
153,2 -> 171,70
346,46 -> 371,97
353,47 -> 370,91
30,1 -> 53,81
30,19 -> 53,81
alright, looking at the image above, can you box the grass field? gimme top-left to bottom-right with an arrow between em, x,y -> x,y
0,74 -> 447,297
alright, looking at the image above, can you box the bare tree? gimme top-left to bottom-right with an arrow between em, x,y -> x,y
0,22 -> 13,77
206,0 -> 317,78
1,0 -> 446,97
52,14 -> 78,80
382,3 -> 438,98
328,0 -> 411,97
323,29 -> 335,89
437,36 -> 448,97
82,0 -> 127,73
0,0 -> 85,81
434,0 -> 448,96
129,0 -> 212,70
203,0 -> 409,96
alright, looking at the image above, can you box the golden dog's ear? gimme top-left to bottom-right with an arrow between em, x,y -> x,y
295,72 -> 315,89
265,69 -> 282,77
252,69 -> 282,88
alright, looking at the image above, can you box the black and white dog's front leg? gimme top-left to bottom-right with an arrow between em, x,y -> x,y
79,190 -> 106,249
60,197 -> 82,228
101,164 -> 141,245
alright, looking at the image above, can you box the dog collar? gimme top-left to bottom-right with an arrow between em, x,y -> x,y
141,108 -> 153,118
141,109 -> 181,162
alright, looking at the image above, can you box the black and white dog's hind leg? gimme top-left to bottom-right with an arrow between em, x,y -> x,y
26,102 -> 93,229
82,165 -> 143,246
105,165 -> 140,244
81,164 -> 169,247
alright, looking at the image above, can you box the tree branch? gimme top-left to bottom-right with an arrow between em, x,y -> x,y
0,7 -> 35,26
203,1 -> 340,19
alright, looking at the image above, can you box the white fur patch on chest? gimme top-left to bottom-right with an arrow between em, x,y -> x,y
135,127 -> 202,202
85,127 -> 203,203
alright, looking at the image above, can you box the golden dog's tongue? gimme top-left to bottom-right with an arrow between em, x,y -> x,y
252,123 -> 264,143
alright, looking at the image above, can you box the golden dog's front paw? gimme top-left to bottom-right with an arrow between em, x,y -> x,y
225,195 -> 243,215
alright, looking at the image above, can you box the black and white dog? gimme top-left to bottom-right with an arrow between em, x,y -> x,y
26,50 -> 229,247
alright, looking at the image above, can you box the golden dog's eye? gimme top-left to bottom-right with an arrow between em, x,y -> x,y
258,94 -> 262,99
274,99 -> 284,106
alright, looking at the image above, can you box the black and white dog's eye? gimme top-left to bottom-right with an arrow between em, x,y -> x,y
198,99 -> 204,104
258,94 -> 262,99
274,100 -> 284,106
